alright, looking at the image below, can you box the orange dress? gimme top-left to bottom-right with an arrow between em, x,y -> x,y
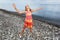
24,11 -> 33,29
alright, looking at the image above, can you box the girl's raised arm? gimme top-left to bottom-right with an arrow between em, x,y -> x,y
12,3 -> 26,14
31,8 -> 43,12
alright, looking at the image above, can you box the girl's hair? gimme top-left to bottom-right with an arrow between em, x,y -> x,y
25,6 -> 32,12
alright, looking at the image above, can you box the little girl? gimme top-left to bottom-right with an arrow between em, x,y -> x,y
13,3 -> 42,37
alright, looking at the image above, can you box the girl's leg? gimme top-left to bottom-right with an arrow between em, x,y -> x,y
29,22 -> 33,33
30,28 -> 32,33
21,21 -> 27,33
29,25 -> 32,33
19,26 -> 26,38
21,26 -> 26,33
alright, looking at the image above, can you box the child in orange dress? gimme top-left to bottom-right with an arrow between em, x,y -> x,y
12,4 -> 43,37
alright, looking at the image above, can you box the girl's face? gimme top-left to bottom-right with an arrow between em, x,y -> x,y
25,5 -> 30,11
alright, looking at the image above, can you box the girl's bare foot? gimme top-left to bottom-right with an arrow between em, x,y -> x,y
18,29 -> 25,38
19,32 -> 23,38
